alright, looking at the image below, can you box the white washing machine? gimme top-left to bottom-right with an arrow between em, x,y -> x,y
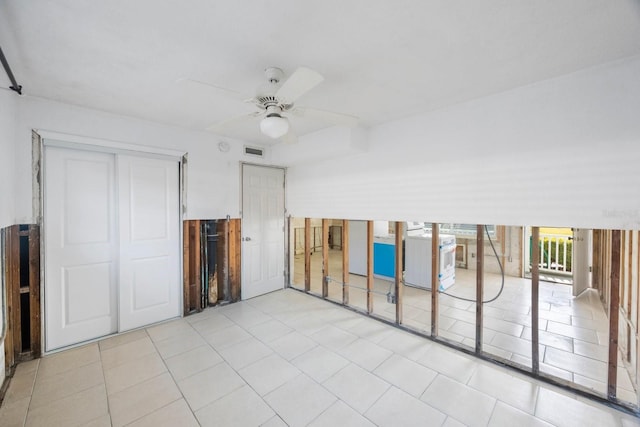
404,232 -> 456,291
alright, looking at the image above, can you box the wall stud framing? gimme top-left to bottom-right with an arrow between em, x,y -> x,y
476,225 -> 484,353
28,226 -> 41,357
228,219 -> 241,302
608,229 -> 621,399
322,219 -> 329,298
395,221 -> 404,324
304,218 -> 311,292
342,220 -> 350,305
3,225 -> 41,367
531,226 -> 540,374
431,223 -> 439,336
183,220 -> 202,313
367,220 -> 374,314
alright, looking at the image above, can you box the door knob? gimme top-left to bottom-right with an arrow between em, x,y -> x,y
243,236 -> 252,241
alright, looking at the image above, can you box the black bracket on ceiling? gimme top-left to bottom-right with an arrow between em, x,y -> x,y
0,44 -> 23,95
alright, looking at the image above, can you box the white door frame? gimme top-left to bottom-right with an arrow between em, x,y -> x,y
35,130 -> 186,353
240,162 -> 287,300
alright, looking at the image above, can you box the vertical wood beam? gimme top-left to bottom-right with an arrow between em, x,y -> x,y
182,221 -> 190,315
285,216 -> 291,289
367,220 -> 374,314
395,221 -> 403,324
627,231 -> 633,315
518,226 -> 523,277
531,226 -> 540,374
228,219 -> 241,302
217,220 -> 228,301
4,227 -> 15,368
28,225 -> 41,358
342,220 -> 350,305
476,225 -> 484,353
322,219 -> 329,298
304,218 -> 311,292
431,223 -> 439,336
621,232 -> 627,315
9,225 -> 21,358
608,229 -> 621,399
192,220 -> 201,311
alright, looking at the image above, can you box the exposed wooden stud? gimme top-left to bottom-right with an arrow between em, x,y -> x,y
395,221 -> 403,324
192,220 -> 201,310
476,224 -> 484,353
367,220 -> 374,314
28,226 -> 41,358
3,227 -> 15,368
342,220 -> 350,305
182,221 -> 190,315
322,219 -> 329,298
304,218 -> 311,292
2,225 -> 41,365
608,229 -> 621,399
285,216 -> 291,288
228,218 -> 241,302
531,226 -> 540,374
627,231 -> 633,316
217,220 -> 228,302
499,226 -> 506,274
431,223 -> 439,336
621,232 -> 627,316
9,226 -> 21,359
518,226 -> 523,277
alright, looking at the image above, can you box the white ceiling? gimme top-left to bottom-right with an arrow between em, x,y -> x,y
1,1 -> 640,144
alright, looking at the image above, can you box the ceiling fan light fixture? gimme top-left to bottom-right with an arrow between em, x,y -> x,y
260,114 -> 289,139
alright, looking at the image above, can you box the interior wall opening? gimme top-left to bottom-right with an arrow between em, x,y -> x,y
287,218 -> 640,410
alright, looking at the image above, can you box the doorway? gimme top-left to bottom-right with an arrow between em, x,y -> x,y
43,145 -> 181,351
241,164 -> 286,300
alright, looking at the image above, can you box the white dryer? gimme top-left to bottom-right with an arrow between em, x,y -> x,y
404,232 -> 456,291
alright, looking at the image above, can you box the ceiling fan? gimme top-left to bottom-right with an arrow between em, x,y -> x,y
187,67 -> 358,142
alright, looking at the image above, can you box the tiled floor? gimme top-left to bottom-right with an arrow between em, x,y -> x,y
293,249 -> 638,404
3,288 -> 639,426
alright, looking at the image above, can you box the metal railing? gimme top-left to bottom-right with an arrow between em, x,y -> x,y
532,232 -> 573,275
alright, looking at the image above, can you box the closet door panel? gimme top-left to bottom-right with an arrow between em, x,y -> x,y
44,147 -> 118,351
118,155 -> 180,331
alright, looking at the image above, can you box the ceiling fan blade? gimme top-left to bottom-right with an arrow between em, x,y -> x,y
206,111 -> 261,132
275,67 -> 324,104
292,107 -> 359,127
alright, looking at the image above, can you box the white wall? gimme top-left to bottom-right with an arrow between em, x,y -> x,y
287,55 -> 640,230
0,88 -> 17,382
13,96 -> 275,222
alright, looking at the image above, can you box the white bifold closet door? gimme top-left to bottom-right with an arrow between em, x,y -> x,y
117,155 -> 180,331
44,146 -> 180,351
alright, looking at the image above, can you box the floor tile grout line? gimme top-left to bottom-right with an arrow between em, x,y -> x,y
19,359 -> 39,426
95,344 -> 111,425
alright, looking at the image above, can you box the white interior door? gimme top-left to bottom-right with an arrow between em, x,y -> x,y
241,164 -> 285,300
44,147 -> 118,350
118,155 -> 181,331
